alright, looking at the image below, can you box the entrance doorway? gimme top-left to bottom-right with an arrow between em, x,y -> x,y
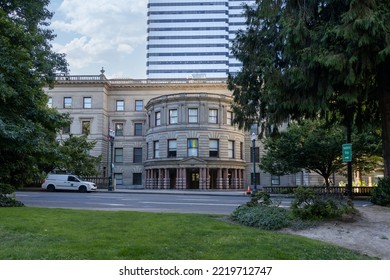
169,169 -> 176,189
209,169 -> 218,189
187,168 -> 199,189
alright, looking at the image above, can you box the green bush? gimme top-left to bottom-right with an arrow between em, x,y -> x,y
371,178 -> 390,206
0,183 -> 24,207
291,186 -> 355,220
0,183 -> 15,195
231,204 -> 292,230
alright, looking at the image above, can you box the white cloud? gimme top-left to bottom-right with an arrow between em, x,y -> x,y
50,0 -> 147,75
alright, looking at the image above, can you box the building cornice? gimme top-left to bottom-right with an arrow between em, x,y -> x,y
54,75 -> 228,90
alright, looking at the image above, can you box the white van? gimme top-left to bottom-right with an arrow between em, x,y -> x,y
42,174 -> 97,192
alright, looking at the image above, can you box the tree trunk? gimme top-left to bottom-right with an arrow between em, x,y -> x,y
324,175 -> 330,192
379,62 -> 390,178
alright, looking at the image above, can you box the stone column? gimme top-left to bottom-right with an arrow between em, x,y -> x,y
206,168 -> 210,189
158,168 -> 163,189
176,168 -> 181,189
223,168 -> 229,189
232,169 -> 237,189
239,169 -> 244,189
217,168 -> 223,189
182,168 -> 187,189
145,169 -> 149,189
199,168 -> 205,189
164,168 -> 169,189
153,169 -> 158,189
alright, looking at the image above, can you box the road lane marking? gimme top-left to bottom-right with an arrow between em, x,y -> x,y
85,202 -> 126,206
142,201 -> 239,206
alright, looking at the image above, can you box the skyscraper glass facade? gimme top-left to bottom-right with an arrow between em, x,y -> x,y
146,0 -> 254,79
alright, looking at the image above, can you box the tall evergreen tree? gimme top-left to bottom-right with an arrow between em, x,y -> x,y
0,0 -> 68,187
229,0 -> 390,176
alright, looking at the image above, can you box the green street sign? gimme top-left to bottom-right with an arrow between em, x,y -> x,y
342,143 -> 352,162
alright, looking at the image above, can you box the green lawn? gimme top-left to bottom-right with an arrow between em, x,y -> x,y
0,207 -> 374,260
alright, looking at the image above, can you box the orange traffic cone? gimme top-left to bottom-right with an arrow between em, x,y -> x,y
246,186 -> 251,195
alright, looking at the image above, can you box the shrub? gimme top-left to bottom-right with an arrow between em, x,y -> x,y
0,183 -> 24,207
231,193 -> 292,230
371,178 -> 390,207
231,205 -> 292,230
291,186 -> 355,220
0,183 -> 15,195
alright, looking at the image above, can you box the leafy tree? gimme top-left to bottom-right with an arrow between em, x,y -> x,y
229,0 -> 390,175
0,0 -> 68,187
261,120 -> 382,187
56,134 -> 102,177
261,120 -> 345,187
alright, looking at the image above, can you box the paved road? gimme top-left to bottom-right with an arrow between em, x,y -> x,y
15,189 -> 372,215
15,190 -> 253,215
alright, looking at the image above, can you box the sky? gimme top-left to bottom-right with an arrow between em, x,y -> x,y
48,0 -> 148,79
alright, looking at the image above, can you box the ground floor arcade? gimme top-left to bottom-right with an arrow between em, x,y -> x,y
145,167 -> 245,190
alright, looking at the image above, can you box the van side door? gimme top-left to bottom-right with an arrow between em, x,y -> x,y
66,176 -> 80,190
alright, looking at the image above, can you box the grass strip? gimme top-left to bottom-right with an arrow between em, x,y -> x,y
0,208 -> 374,260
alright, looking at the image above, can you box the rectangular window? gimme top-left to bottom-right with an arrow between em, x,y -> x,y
133,173 -> 142,185
64,97 -> 72,108
271,175 -> 280,185
48,97 -> 53,108
115,173 -> 123,185
135,100 -> 143,111
240,142 -> 243,160
209,109 -> 218,123
155,111 -> 161,126
83,97 -> 92,109
169,109 -> 178,124
154,141 -> 159,158
227,111 -> 233,125
115,148 -> 123,163
134,123 -> 143,136
168,139 -> 177,158
133,147 -> 142,163
116,100 -> 124,111
188,108 -> 198,123
250,147 -> 260,163
187,139 -> 198,157
209,139 -> 219,157
115,123 -> 124,136
82,121 -> 90,135
228,140 -> 235,158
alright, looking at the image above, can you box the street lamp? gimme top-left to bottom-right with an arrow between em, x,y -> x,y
251,132 -> 257,191
108,128 -> 115,191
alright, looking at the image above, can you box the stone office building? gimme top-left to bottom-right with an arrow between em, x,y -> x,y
45,72 -> 298,189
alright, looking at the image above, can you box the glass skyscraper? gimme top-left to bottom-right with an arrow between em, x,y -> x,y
146,0 -> 254,79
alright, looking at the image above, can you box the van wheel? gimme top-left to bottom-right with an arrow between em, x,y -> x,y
47,185 -> 55,192
79,185 -> 87,193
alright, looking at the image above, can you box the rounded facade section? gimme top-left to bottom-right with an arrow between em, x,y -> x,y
144,92 -> 246,189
